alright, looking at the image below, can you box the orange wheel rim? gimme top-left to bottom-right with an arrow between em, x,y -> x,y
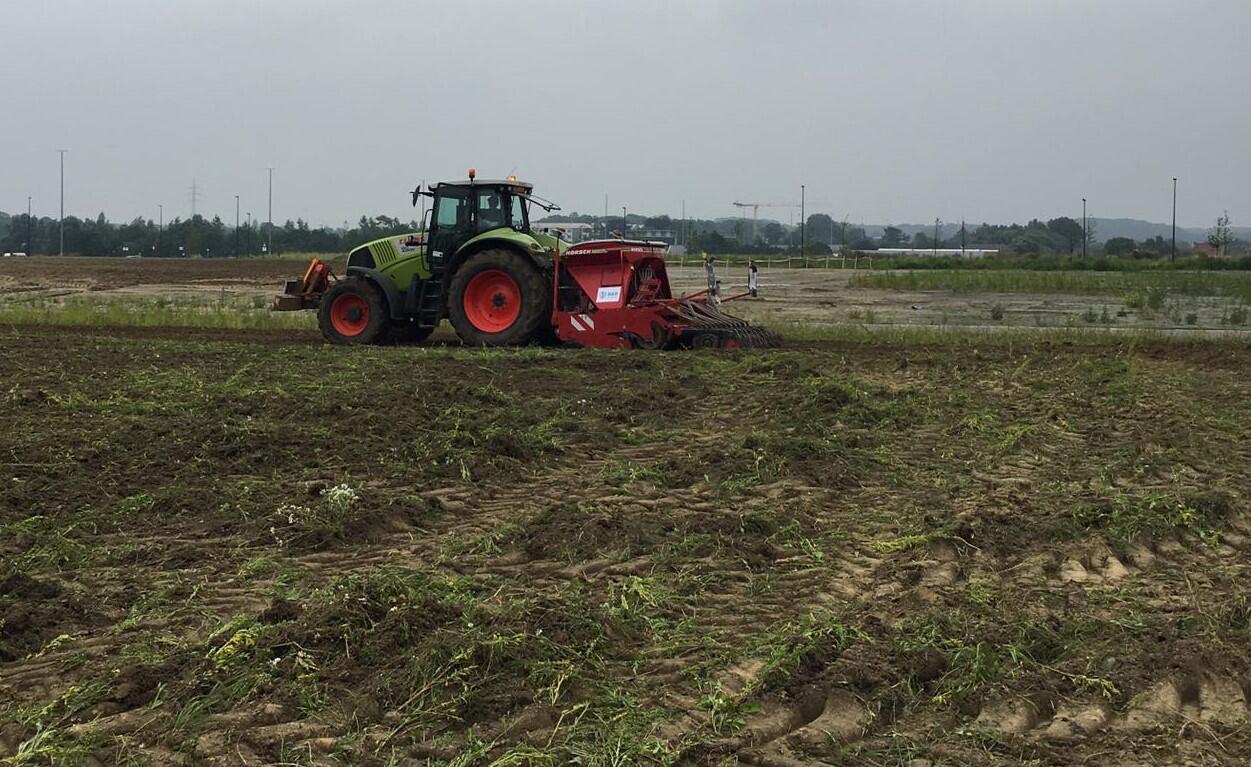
330,293 -> 369,336
463,269 -> 521,333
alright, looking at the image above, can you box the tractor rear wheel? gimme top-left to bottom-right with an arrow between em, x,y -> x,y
448,249 -> 551,346
319,279 -> 388,345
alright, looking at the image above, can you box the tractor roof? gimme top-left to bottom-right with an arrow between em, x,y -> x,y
437,179 -> 534,190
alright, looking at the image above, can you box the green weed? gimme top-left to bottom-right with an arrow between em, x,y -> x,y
1072,491 -> 1228,543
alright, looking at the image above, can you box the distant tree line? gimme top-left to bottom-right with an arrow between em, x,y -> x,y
684,214 -> 1246,259
2,208 -> 1244,261
0,212 -> 421,257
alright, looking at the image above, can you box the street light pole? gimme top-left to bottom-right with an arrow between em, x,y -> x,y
235,195 -> 241,257
1082,198 -> 1088,259
1171,178 -> 1177,263
266,168 -> 274,255
800,184 -> 806,260
57,150 -> 67,256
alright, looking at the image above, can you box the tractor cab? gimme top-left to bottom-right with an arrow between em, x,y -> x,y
420,174 -> 535,267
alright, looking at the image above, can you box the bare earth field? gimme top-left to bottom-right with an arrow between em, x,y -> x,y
0,257 -> 1250,767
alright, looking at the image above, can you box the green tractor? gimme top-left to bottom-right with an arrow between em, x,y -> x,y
276,171 -> 564,346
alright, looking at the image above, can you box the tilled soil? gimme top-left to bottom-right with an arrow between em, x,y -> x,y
0,325 -> 1249,767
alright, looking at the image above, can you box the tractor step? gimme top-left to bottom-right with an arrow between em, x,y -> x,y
409,276 -> 444,327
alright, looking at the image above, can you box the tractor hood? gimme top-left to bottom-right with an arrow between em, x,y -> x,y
458,227 -> 568,258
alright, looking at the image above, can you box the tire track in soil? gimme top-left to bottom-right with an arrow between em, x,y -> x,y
4,386 -> 867,764
6,341 -> 1250,765
665,379 -> 1251,765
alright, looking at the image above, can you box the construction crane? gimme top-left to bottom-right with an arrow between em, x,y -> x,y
731,201 -> 799,245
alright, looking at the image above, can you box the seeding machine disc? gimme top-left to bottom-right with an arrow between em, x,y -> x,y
671,300 -> 783,349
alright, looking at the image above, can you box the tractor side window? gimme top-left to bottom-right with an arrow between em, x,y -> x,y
509,195 -> 528,231
477,189 -> 505,232
435,191 -> 467,228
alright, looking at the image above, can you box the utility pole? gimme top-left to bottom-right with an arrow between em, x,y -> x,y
961,218 -> 966,258
681,200 -> 686,247
603,194 -> 608,238
621,206 -> 627,238
933,218 -> 940,257
246,212 -> 252,256
1171,178 -> 1177,263
799,184 -> 806,259
158,204 -> 163,256
26,196 -> 32,255
267,168 -> 275,255
235,195 -> 241,257
57,149 -> 67,256
1082,198 -> 1088,258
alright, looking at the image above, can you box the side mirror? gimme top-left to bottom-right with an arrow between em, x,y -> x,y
410,185 -> 422,207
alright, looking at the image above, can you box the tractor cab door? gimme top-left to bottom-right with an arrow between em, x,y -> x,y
428,185 -> 473,270
474,187 -> 507,233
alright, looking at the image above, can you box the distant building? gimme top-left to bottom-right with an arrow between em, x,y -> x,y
874,248 -> 999,259
1191,242 -> 1221,256
626,226 -> 675,244
531,222 -> 597,243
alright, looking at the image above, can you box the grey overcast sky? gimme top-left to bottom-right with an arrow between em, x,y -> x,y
2,0 -> 1247,228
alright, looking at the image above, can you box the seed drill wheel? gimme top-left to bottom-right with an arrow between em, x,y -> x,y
319,279 -> 388,344
448,248 -> 552,346
690,331 -> 723,349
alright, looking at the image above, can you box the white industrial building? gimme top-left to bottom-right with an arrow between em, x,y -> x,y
874,248 -> 999,259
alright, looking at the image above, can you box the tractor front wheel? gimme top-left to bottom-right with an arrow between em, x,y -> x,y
318,279 -> 388,345
448,249 -> 551,346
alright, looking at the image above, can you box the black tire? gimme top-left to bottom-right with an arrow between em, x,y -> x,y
447,248 -> 552,346
690,331 -> 722,349
383,320 -> 435,345
318,279 -> 388,345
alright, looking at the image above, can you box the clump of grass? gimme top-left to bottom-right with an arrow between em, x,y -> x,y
0,296 -> 314,330
989,303 -> 1005,321
699,687 -> 758,735
1144,286 -> 1168,310
1,516 -> 97,572
752,613 -> 864,690
601,461 -> 663,486
1072,491 -> 1229,543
